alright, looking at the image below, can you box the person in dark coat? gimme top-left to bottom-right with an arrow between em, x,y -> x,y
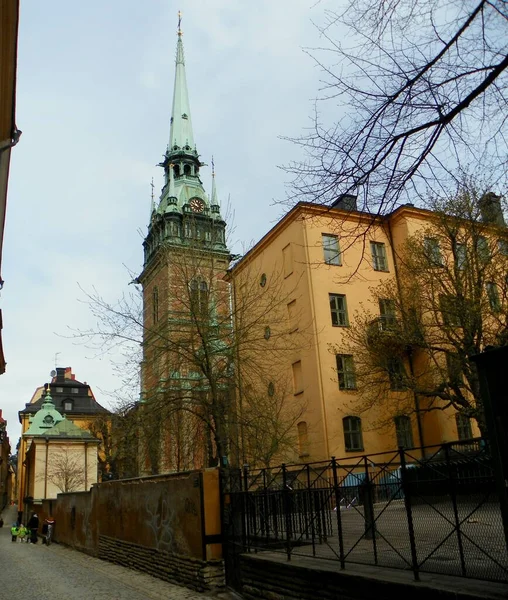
27,513 -> 39,544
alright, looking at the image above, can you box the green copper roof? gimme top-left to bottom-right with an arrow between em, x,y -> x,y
42,416 -> 98,440
24,389 -> 63,436
168,34 -> 195,153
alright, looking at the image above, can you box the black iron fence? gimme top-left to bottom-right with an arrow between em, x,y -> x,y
222,439 -> 508,583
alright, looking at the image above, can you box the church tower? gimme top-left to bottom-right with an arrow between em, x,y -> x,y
137,16 -> 233,475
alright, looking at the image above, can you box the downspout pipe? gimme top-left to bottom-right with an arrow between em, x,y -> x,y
386,218 -> 425,455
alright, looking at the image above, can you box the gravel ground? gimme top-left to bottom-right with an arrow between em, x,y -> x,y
0,506 -> 233,600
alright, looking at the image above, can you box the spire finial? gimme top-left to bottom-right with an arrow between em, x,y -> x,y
211,156 -> 220,207
150,178 -> 155,215
177,11 -> 183,37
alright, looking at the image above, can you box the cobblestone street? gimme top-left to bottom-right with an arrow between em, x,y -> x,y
0,507 -> 225,600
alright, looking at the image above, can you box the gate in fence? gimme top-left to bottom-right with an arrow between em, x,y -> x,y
221,440 -> 508,587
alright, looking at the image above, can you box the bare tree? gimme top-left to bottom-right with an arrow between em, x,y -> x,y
43,447 -> 86,493
286,0 -> 508,215
338,187 -> 508,439
239,374 -> 306,469
75,242 -> 307,473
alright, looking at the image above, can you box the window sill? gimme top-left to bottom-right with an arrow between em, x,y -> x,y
373,268 -> 390,273
339,387 -> 358,392
345,448 -> 364,453
299,453 -> 310,459
294,390 -> 304,397
332,324 -> 349,328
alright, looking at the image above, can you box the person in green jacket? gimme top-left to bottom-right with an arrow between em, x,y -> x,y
17,524 -> 27,543
10,523 -> 18,542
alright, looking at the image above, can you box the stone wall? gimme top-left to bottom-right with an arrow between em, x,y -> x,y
99,536 -> 223,592
50,468 -> 224,591
238,554 -> 501,600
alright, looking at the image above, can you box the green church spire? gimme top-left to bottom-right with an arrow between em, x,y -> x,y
168,12 -> 195,153
141,13 -> 229,268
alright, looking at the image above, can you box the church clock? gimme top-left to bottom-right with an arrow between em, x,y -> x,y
189,197 -> 205,213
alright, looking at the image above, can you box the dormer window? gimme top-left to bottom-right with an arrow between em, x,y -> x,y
71,388 -> 79,394
182,113 -> 188,119
56,387 -> 63,393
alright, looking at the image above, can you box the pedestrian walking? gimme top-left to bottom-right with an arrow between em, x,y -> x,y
27,512 -> 39,544
10,523 -> 19,542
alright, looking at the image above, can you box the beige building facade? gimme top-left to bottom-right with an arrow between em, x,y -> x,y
228,197 -> 501,464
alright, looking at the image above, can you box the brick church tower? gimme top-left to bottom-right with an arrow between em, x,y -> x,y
137,16 -> 233,474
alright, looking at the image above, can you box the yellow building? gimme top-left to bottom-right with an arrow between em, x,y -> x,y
20,388 -> 99,519
228,195 -> 503,464
17,367 -> 110,512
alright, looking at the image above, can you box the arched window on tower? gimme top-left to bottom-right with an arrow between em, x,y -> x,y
184,164 -> 191,176
152,286 -> 159,324
173,165 -> 180,178
189,279 -> 209,317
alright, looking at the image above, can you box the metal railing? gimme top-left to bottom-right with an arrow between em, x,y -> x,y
222,439 -> 508,583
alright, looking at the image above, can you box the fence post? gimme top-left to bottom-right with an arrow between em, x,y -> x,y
331,457 -> 346,569
306,464 -> 316,555
362,457 -> 378,565
444,443 -> 467,577
400,447 -> 420,581
243,464 -> 251,552
282,464 -> 292,561
262,468 -> 268,545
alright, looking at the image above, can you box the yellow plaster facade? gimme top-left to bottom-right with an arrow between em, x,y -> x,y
229,201 -> 489,464
17,368 -> 109,512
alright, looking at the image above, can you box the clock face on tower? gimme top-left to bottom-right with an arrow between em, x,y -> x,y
189,197 -> 205,213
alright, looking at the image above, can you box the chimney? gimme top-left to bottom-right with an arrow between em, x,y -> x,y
479,192 -> 505,227
56,367 -> 66,382
64,367 -> 75,380
331,194 -> 357,212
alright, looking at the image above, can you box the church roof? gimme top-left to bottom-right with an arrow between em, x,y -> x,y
168,28 -> 195,153
39,417 -> 98,441
23,389 -> 63,435
20,372 -> 110,418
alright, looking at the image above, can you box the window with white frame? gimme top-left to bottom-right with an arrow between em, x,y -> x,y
379,299 -> 396,329
424,237 -> 443,266
370,242 -> 388,271
387,357 -> 406,391
329,294 -> 349,326
322,234 -> 341,266
394,415 -> 414,449
336,354 -> 356,390
455,413 -> 473,441
343,416 -> 363,451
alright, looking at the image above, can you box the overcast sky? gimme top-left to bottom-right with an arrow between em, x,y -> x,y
0,0 -> 343,442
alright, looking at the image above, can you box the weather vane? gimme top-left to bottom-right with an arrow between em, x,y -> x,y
178,10 -> 182,36
211,155 -> 215,177
150,177 -> 154,202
